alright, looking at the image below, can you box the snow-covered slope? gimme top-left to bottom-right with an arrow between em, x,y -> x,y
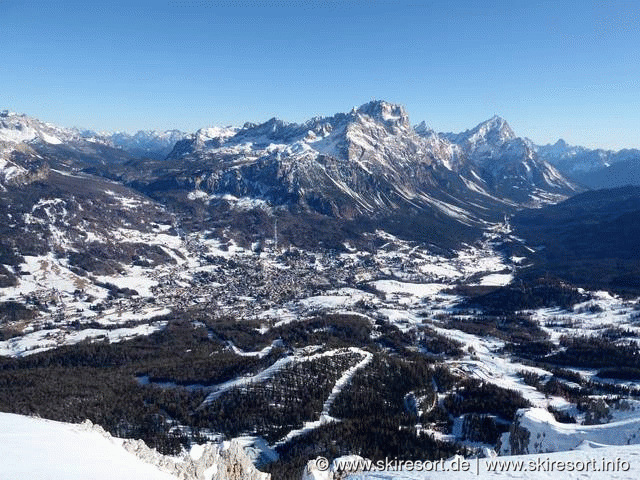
436,116 -> 580,205
0,412 -> 270,480
536,139 -> 640,175
0,110 -> 188,167
0,412 -> 177,480
0,110 -> 79,145
0,142 -> 32,185
535,139 -> 640,188
159,101 -> 518,232
163,101 -> 578,231
108,129 -> 188,159
500,407 -> 640,456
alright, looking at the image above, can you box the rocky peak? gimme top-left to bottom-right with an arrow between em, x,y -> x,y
0,111 -> 75,145
465,115 -> 516,146
352,100 -> 411,131
414,120 -> 436,137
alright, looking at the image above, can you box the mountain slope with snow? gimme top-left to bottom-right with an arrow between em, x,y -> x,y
0,412 -> 178,480
134,101 -> 578,252
435,116 -> 580,205
536,139 -> 640,189
500,407 -> 640,456
0,412 -> 271,480
108,129 -> 188,159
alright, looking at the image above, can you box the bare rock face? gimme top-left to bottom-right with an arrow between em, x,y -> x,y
79,420 -> 270,480
6,162 -> 50,186
215,441 -> 271,480
122,439 -> 271,480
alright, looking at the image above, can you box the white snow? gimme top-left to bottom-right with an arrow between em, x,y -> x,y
477,272 -> 514,286
0,413 -> 178,480
298,289 -> 377,310
0,321 -> 168,357
500,407 -> 640,455
372,280 -> 446,300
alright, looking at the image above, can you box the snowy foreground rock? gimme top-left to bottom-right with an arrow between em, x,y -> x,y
0,412 -> 269,480
5,411 -> 640,480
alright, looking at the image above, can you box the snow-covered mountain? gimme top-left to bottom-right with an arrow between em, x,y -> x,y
0,109 -> 81,145
0,412 -> 270,480
0,110 -> 143,172
163,102 -> 577,230
0,110 -> 188,166
108,129 -> 188,160
536,139 -> 640,175
535,139 -> 640,189
1,104 -> 579,218
441,115 -> 517,148
0,102 -> 584,255
434,116 -> 579,204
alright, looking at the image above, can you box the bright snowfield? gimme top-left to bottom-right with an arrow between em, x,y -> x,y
0,412 -> 177,480
0,412 -> 271,480
501,407 -> 640,455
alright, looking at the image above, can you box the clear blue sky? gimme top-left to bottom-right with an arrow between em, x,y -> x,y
1,0 -> 639,149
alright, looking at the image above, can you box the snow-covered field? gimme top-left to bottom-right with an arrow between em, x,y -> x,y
0,412 -> 271,480
0,320 -> 168,357
0,413 -> 178,480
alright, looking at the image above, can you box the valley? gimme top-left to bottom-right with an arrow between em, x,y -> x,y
1,103 -> 640,479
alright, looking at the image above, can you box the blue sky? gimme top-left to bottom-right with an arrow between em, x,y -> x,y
1,0 -> 639,149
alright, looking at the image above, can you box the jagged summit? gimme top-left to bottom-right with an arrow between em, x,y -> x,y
352,100 -> 411,130
0,110 -> 78,145
0,110 -> 188,161
168,100 -> 413,160
1,104 -> 580,227
444,115 -> 516,147
413,120 -> 436,137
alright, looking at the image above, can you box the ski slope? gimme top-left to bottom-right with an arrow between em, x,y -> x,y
0,412 -> 272,480
277,348 -> 373,446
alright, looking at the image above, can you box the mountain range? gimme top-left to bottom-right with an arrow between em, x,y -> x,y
1,101 -> 587,254
536,138 -> 640,188
4,101 -> 640,268
4,102 -> 640,479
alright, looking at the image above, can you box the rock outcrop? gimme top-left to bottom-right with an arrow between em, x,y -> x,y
80,420 -> 270,480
